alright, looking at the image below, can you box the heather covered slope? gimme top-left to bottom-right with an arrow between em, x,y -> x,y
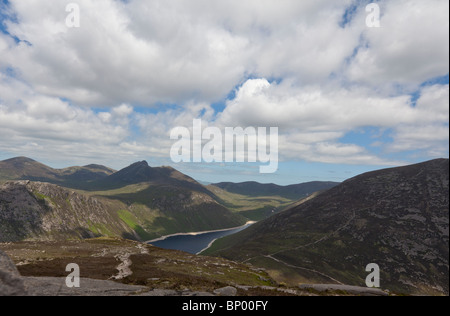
205,159 -> 450,295
0,238 -> 285,296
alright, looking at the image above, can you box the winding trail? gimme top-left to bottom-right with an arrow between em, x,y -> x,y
242,211 -> 357,284
109,245 -> 149,280
264,255 -> 344,285
110,253 -> 132,280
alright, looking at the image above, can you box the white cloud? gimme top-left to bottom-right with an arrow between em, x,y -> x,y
0,0 -> 448,171
216,78 -> 419,130
0,0 -> 382,106
2,0 -> 447,105
415,84 -> 450,121
215,78 -> 448,164
0,74 -> 138,165
387,84 -> 449,155
2,0 -> 254,106
347,0 -> 449,90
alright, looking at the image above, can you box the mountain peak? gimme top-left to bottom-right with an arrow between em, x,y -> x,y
3,157 -> 37,164
98,160 -> 160,187
82,164 -> 116,173
136,160 -> 149,167
0,157 -> 56,181
125,160 -> 150,169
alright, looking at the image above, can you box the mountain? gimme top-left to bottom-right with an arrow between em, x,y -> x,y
0,180 -> 136,242
88,161 -> 246,237
0,178 -> 245,242
0,157 -> 335,226
208,181 -> 339,221
204,159 -> 450,295
0,158 -> 247,241
211,181 -> 339,200
0,157 -> 59,182
95,161 -> 166,188
90,160 -> 214,195
0,157 -> 115,187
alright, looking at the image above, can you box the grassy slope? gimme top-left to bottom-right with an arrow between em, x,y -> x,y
82,183 -> 247,240
206,185 -> 296,221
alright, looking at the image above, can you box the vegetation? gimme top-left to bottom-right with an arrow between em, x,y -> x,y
205,159 -> 450,296
0,238 -> 296,296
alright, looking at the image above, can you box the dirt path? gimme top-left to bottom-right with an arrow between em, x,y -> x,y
242,211 -> 357,284
110,252 -> 132,280
264,255 -> 344,285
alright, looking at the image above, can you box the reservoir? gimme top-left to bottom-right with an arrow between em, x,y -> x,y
148,222 -> 254,255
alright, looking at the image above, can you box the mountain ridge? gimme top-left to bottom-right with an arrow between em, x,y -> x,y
0,157 -> 248,241
211,181 -> 339,200
0,157 -> 115,186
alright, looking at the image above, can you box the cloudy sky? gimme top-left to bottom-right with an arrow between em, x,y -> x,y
0,0 -> 448,185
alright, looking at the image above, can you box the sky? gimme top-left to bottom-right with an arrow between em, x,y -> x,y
0,0 -> 448,185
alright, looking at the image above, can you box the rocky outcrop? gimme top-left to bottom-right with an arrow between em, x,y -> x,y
0,181 -> 134,242
213,286 -> 238,296
0,250 -> 28,296
1,248 -> 206,296
0,178 -> 246,243
299,284 -> 389,296
22,277 -> 148,296
0,238 -> 281,296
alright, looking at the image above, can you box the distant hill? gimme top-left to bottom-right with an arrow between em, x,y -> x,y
0,157 -> 115,187
90,160 -> 214,195
96,161 -> 166,187
205,159 -> 450,295
211,181 -> 339,200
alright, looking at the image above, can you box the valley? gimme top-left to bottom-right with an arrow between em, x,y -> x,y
1,157 -> 448,296
0,157 -> 333,242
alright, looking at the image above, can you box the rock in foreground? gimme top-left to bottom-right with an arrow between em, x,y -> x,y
0,250 -> 28,296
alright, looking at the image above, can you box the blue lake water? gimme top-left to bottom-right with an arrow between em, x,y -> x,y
148,224 -> 252,254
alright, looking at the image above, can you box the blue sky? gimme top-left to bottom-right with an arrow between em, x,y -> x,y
0,0 -> 448,185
